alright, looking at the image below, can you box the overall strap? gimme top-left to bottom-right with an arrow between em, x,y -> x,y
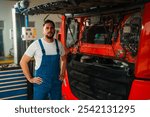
55,39 -> 60,55
38,39 -> 45,55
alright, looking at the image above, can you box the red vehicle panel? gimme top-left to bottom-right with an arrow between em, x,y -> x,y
135,3 -> 150,79
60,1 -> 150,100
129,80 -> 150,100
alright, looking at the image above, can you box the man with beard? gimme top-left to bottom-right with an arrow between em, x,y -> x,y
20,20 -> 66,100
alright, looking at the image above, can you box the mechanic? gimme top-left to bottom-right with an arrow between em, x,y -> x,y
20,19 -> 66,100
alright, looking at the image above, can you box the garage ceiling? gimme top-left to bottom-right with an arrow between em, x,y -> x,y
16,0 -> 149,15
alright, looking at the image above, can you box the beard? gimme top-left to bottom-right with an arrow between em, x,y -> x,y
46,32 -> 55,40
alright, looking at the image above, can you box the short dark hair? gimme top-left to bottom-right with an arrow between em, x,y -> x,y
43,19 -> 55,28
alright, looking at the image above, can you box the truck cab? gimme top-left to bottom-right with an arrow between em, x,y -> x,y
56,0 -> 150,100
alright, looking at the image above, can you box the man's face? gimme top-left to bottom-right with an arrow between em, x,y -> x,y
43,23 -> 55,39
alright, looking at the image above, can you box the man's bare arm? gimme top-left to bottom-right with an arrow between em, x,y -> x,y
20,55 -> 42,84
59,55 -> 67,81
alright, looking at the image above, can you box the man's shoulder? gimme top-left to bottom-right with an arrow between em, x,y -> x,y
28,39 -> 42,48
32,38 -> 42,44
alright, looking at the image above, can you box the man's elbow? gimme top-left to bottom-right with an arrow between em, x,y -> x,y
20,56 -> 27,67
19,59 -> 24,67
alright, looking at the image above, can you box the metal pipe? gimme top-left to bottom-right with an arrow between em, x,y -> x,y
25,15 -> 29,27
12,8 -> 18,64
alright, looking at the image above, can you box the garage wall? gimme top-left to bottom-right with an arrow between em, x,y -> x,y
0,1 -> 15,57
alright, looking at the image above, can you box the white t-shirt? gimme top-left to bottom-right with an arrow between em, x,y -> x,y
25,38 -> 65,70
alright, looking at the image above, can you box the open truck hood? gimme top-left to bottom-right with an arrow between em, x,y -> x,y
22,0 -> 148,15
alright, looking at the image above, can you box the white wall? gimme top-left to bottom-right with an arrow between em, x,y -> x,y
0,0 -> 61,57
0,1 -> 16,57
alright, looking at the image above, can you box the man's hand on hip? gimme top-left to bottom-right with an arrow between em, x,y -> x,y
29,77 -> 43,85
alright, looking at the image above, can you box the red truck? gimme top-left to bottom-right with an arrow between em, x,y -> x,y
55,0 -> 150,100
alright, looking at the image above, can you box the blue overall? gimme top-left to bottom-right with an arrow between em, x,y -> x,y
33,39 -> 62,100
